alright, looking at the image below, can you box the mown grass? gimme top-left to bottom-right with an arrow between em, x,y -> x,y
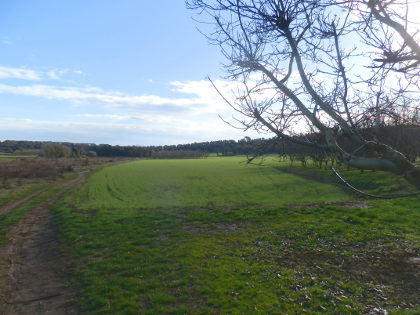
71,157 -> 352,210
53,156 -> 420,314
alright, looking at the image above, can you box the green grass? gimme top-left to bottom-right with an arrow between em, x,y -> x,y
72,157 -> 352,210
0,154 -> 37,160
278,159 -> 418,196
53,156 -> 420,314
0,183 -> 47,207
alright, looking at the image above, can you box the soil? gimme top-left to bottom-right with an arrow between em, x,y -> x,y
0,188 -> 48,219
0,174 -> 88,315
287,200 -> 370,209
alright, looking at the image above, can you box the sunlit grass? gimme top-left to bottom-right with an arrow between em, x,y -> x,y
0,154 -> 37,160
53,156 -> 420,314
72,156 -> 352,210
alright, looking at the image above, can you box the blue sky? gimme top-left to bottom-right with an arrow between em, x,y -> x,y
0,0 -> 253,145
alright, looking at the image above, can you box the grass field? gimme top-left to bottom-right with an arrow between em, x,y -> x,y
0,154 -> 37,160
53,156 -> 420,314
71,157 -> 353,210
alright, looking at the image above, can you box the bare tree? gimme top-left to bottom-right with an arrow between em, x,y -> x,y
187,0 -> 420,189
351,0 -> 420,78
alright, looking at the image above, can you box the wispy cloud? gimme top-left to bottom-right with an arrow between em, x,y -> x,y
0,81 -> 229,110
76,113 -> 131,120
0,65 -> 264,144
0,65 -> 84,81
0,65 -> 267,113
0,65 -> 44,81
1,37 -> 12,46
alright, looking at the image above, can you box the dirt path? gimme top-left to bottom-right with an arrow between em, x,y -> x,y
0,174 -> 88,315
0,188 -> 48,219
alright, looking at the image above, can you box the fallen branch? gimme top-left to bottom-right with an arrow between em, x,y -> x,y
330,166 -> 420,199
7,292 -> 64,304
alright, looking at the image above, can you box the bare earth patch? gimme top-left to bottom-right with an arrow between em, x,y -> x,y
184,222 -> 251,234
0,175 -> 87,314
276,240 -> 420,313
287,200 -> 370,209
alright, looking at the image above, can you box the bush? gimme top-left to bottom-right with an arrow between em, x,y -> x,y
40,143 -> 71,159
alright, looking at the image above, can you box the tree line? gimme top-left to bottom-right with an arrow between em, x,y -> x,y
1,124 -> 418,161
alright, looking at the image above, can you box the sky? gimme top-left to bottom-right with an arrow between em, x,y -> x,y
0,0 -> 254,146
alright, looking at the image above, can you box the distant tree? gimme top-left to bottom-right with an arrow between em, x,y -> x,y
41,143 -> 71,159
187,0 -> 420,189
86,150 -> 97,158
151,150 -> 208,159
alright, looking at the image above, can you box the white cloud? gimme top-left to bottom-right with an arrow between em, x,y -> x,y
47,70 -> 61,80
0,65 -> 268,144
0,83 -> 210,108
0,65 -> 274,114
76,113 -> 131,120
0,115 -> 249,145
170,79 -> 233,111
0,65 -> 43,81
0,65 -> 85,82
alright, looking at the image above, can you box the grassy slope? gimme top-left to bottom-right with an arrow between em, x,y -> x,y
71,157 -> 352,209
54,157 -> 420,314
